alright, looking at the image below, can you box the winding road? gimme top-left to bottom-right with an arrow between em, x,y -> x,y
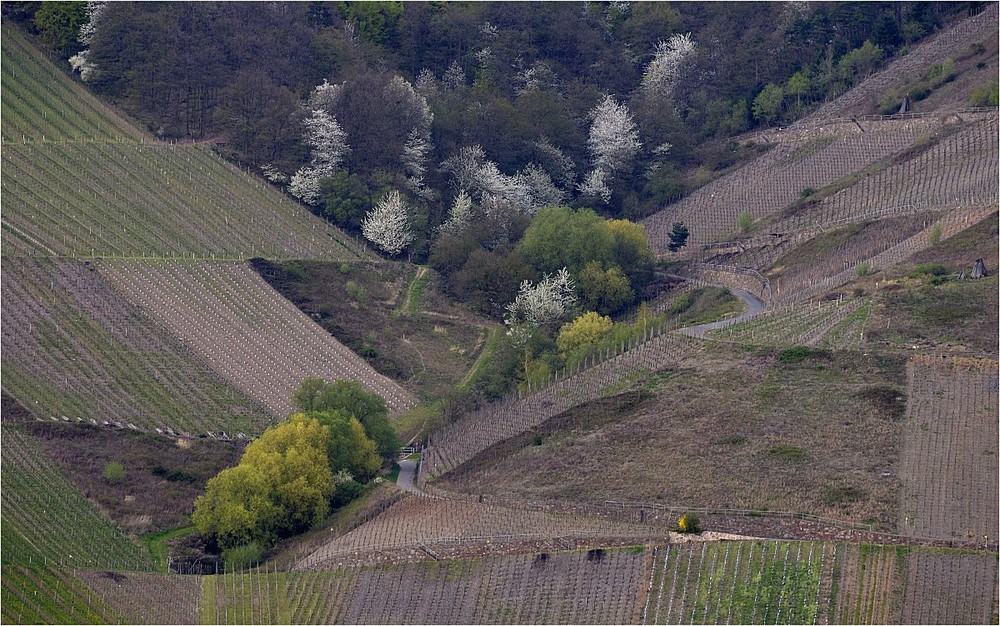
676,286 -> 765,338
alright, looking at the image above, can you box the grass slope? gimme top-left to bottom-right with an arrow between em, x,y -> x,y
0,23 -> 368,261
437,344 -> 908,530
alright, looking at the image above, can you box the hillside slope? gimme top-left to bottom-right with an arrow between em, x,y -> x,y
0,23 -> 369,261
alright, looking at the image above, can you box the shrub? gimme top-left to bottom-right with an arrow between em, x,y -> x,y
737,210 -> 755,234
767,443 -> 806,461
855,261 -> 872,277
223,542 -> 263,572
346,280 -> 367,303
927,225 -> 942,245
103,461 -> 125,484
677,512 -> 702,533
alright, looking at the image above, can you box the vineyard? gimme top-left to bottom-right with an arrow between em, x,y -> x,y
707,297 -> 870,348
198,547 -> 647,624
0,257 -> 272,435
0,424 -> 155,572
898,356 -> 999,542
0,24 -> 367,261
642,118 -> 940,251
296,494 -> 658,570
0,565 -> 119,625
95,259 -> 417,419
643,540 -> 829,624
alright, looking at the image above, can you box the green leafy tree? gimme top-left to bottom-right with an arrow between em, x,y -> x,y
752,83 -> 784,125
517,206 -> 613,276
33,1 -> 86,55
308,410 -> 382,481
577,262 -> 635,316
292,378 -> 400,462
193,414 -> 333,551
667,222 -> 689,252
557,311 -> 614,358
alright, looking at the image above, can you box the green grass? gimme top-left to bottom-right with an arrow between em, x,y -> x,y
142,525 -> 197,573
646,541 -> 825,624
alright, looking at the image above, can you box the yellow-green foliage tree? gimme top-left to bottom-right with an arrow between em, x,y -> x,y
293,378 -> 400,462
557,311 -> 614,359
193,414 -> 333,550
308,410 -> 382,481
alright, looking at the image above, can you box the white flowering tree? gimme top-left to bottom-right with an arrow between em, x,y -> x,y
440,190 -> 474,234
581,96 -> 641,203
504,268 -> 577,329
68,1 -> 107,81
361,190 -> 414,256
289,108 -> 350,205
641,33 -> 696,100
442,145 -> 563,214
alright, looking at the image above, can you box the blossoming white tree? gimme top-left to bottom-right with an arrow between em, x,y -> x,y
504,267 -> 577,328
68,1 -> 107,81
361,190 -> 414,256
641,33 -> 696,100
440,190 -> 474,234
442,145 -> 563,214
581,95 -> 641,203
288,108 -> 350,205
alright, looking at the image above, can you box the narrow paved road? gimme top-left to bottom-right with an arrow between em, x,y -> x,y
395,459 -> 424,495
678,287 -> 765,338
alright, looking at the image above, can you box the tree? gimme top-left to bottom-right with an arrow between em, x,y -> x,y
504,267 -> 577,329
737,210 -> 755,234
292,378 -> 400,463
668,222 -> 689,252
362,189 -> 414,256
192,414 -> 333,551
577,262 -> 635,316
307,411 -> 381,481
583,95 -> 641,202
752,83 -> 784,125
439,190 -> 474,234
516,206 -> 613,276
557,311 -> 614,358
289,107 -> 351,206
641,33 -> 696,100
33,2 -> 87,55
785,70 -> 810,109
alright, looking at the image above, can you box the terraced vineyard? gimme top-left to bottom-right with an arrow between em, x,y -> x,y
898,549 -> 999,624
707,298 -> 870,348
898,356 -> 999,542
0,565 -> 119,625
75,570 -> 202,625
0,424 -> 155,572
1,257 -> 272,434
207,548 -> 646,624
296,495 -> 657,570
0,24 -> 368,261
96,260 -> 417,418
643,540 -> 829,624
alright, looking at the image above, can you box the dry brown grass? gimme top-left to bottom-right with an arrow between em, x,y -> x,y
437,343 -> 908,531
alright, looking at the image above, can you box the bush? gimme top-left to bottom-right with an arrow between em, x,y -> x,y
855,261 -> 872,277
677,512 -> 702,533
222,542 -> 264,572
103,461 -> 125,484
737,210 -> 755,234
767,443 -> 806,461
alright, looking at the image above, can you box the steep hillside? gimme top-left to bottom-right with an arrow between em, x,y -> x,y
0,23 -> 368,261
96,260 -> 418,418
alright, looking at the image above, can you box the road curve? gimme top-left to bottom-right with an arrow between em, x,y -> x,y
677,287 -> 765,338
